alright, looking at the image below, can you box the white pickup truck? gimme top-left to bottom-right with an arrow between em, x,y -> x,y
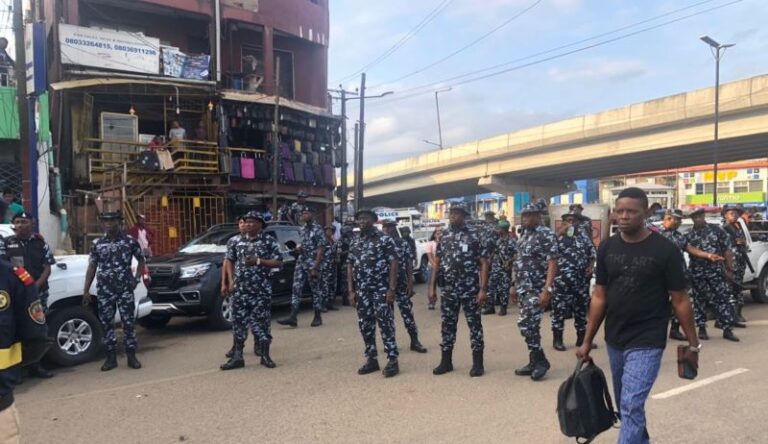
0,225 -> 153,366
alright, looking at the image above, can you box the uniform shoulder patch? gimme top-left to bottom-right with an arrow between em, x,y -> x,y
14,266 -> 35,286
28,299 -> 45,324
0,291 -> 10,311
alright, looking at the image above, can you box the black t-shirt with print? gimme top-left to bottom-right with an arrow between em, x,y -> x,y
595,232 -> 686,350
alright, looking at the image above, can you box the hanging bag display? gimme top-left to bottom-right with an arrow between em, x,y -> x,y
230,152 -> 242,178
281,159 -> 295,182
256,153 -> 270,180
241,154 -> 256,179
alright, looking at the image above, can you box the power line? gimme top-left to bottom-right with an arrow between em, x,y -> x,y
333,0 -> 456,84
369,0 -> 741,107
369,0 -> 543,90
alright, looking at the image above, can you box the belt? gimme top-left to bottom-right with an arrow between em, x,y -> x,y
0,392 -> 14,413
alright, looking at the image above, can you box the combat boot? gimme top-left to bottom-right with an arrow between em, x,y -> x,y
260,342 -> 276,368
531,350 -> 551,381
101,351 -> 117,372
698,326 -> 709,340
358,358 -> 380,375
221,346 -> 245,371
433,348 -> 454,375
498,305 -> 508,316
254,340 -> 262,357
225,338 -> 236,358
515,352 -> 535,376
382,358 -> 399,377
310,310 -> 323,327
669,324 -> 687,341
481,305 -> 495,315
469,350 -> 484,377
28,363 -> 54,379
409,332 -> 428,353
553,331 -> 566,351
126,350 -> 142,369
277,307 -> 298,327
736,305 -> 747,323
723,329 -> 740,342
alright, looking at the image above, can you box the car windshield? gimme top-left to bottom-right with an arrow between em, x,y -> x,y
179,229 -> 237,254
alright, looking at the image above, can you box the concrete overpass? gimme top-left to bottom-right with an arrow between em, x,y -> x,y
355,74 -> 768,207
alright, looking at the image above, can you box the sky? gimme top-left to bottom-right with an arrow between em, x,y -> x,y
328,0 -> 768,166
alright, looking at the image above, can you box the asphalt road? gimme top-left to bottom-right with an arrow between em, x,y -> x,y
15,285 -> 768,443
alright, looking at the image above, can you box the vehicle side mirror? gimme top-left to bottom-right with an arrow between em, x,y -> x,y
56,263 -> 67,270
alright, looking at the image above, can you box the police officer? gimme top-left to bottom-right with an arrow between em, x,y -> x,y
430,203 -> 489,378
568,204 -> 594,243
320,225 -> 339,312
2,212 -> 56,378
288,191 -> 310,225
480,211 -> 499,315
512,203 -> 557,381
685,208 -> 739,342
0,259 -> 50,442
487,220 -> 516,317
221,212 -> 283,370
722,204 -> 749,324
347,209 -> 400,377
277,206 -> 327,327
382,220 -> 427,353
551,211 -> 594,352
82,212 -> 146,371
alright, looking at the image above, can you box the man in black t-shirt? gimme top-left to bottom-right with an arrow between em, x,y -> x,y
577,188 -> 700,444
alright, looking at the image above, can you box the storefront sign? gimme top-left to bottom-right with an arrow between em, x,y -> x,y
59,24 -> 160,75
687,192 -> 765,205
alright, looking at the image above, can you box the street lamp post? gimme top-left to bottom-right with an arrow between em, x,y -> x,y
434,87 -> 452,149
700,35 -> 734,208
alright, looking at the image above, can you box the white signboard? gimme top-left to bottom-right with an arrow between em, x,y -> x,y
59,24 -> 160,75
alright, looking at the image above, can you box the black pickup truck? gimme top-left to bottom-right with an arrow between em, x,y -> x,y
142,222 -> 303,330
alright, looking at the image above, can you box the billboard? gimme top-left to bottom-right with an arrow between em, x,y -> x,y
59,24 -> 160,75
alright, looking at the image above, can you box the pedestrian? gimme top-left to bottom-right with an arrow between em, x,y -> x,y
430,203 -> 489,377
511,203 -> 557,381
2,212 -> 56,379
1,189 -> 24,224
321,225 -> 339,312
220,212 -> 283,370
721,204 -> 749,324
82,212 -> 146,371
400,226 -> 418,276
487,220 -> 516,317
425,227 -> 442,310
277,206 -> 326,327
127,214 -> 155,258
347,209 -> 400,377
551,211 -> 595,352
0,258 -> 50,444
577,187 -> 700,444
685,208 -> 741,342
382,220 -> 427,353
289,191 -> 309,225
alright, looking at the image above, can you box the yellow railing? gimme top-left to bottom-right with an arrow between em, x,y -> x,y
82,138 -> 222,176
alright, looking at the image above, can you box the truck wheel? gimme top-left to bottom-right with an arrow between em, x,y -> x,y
415,256 -> 429,284
208,294 -> 233,330
46,306 -> 103,367
139,314 -> 172,329
750,267 -> 768,304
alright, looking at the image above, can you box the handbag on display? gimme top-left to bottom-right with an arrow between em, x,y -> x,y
241,155 -> 256,179
281,159 -> 295,182
256,153 -> 270,180
293,161 -> 305,182
304,164 -> 315,184
230,153 -> 242,178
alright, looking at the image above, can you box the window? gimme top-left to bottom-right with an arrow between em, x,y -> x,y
274,50 -> 294,100
695,183 -> 705,195
734,180 -> 749,193
0,72 -> 8,87
684,183 -> 693,191
749,180 -> 764,192
717,185 -> 730,195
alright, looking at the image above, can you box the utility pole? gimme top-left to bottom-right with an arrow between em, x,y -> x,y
13,0 -> 32,213
339,89 -> 348,222
271,57 -> 281,214
355,73 -> 366,211
353,122 -> 359,212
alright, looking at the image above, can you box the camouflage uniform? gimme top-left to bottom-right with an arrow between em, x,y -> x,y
722,221 -> 748,308
660,227 -> 690,332
488,235 -> 516,309
88,234 -> 144,352
320,238 -> 338,307
436,224 -> 488,352
551,227 -> 594,334
226,232 -> 281,346
685,224 -> 735,329
514,225 -> 557,351
2,234 -> 56,312
392,235 -> 419,336
348,229 -> 399,360
290,222 -> 326,311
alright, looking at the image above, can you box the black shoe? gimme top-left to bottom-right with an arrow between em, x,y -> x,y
481,306 -> 495,315
225,346 -> 234,358
736,305 -> 746,323
277,308 -> 298,327
498,306 -> 508,316
29,363 -> 54,379
669,326 -> 687,341
126,351 -> 142,369
698,326 -> 709,341
515,352 -> 535,376
409,333 -> 428,353
469,350 -> 484,377
433,349 -> 454,375
382,358 -> 399,377
723,329 -> 740,342
101,351 -> 118,372
260,342 -> 276,368
733,321 -> 747,329
553,331 -> 566,352
254,341 -> 262,357
311,310 -> 323,327
358,358 -> 380,375
221,348 -> 245,371
531,350 -> 550,381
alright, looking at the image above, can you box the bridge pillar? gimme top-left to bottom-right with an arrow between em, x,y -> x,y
479,175 -> 575,223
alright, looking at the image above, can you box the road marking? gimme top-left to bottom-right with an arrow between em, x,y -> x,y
651,368 -> 749,400
745,320 -> 768,326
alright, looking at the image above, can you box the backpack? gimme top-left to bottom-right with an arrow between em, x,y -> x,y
557,359 -> 619,443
